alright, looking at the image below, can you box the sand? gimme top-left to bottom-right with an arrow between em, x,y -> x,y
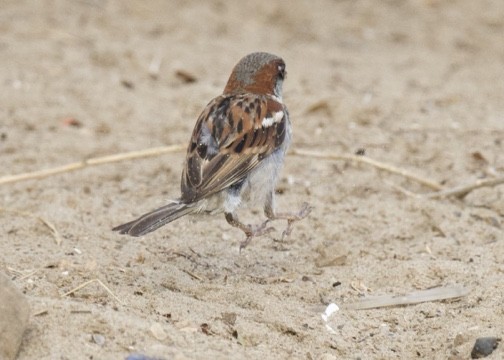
1,0 -> 504,359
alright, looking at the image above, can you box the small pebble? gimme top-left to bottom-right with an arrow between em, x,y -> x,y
92,334 -> 106,346
471,337 -> 501,358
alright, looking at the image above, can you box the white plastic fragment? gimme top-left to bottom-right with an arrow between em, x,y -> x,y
321,303 -> 339,322
321,303 -> 340,334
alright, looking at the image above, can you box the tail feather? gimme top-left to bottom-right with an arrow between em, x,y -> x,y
112,202 -> 194,237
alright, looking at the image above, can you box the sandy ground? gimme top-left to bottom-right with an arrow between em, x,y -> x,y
1,0 -> 504,359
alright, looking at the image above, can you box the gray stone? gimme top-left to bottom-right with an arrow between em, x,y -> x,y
471,337 -> 501,358
0,273 -> 30,360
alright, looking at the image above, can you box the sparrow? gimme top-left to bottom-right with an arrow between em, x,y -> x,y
113,52 -> 311,249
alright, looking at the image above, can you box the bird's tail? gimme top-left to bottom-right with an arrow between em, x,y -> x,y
112,201 -> 195,237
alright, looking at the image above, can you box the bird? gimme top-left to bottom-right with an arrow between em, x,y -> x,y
113,52 -> 311,249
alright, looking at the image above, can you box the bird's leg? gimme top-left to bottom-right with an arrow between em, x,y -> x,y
264,192 -> 312,241
225,212 -> 274,250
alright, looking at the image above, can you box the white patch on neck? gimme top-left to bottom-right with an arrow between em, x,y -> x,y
271,94 -> 282,102
262,110 -> 284,128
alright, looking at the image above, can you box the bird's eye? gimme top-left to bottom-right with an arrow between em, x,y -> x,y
277,64 -> 286,80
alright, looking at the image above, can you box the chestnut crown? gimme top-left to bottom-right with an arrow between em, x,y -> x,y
223,52 -> 286,100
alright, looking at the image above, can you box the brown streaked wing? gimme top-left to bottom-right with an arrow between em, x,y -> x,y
181,94 -> 286,203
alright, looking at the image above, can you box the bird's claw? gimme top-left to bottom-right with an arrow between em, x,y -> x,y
239,220 -> 275,251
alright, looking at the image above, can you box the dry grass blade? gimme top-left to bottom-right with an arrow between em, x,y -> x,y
290,148 -> 443,190
37,216 -> 63,245
182,269 -> 204,281
19,268 -> 42,281
344,285 -> 469,310
62,278 -> 124,305
0,207 -> 63,245
0,144 -> 186,186
6,266 -> 24,277
33,310 -> 49,316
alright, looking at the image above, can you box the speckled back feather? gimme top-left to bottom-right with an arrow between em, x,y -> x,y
181,93 -> 287,203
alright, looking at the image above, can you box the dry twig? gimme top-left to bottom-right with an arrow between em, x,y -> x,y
0,144 -> 185,185
290,148 -> 443,190
292,149 -> 504,199
424,176 -> 504,199
2,145 -> 503,200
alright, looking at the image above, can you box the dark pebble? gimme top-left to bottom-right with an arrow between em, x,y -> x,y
471,337 -> 501,358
